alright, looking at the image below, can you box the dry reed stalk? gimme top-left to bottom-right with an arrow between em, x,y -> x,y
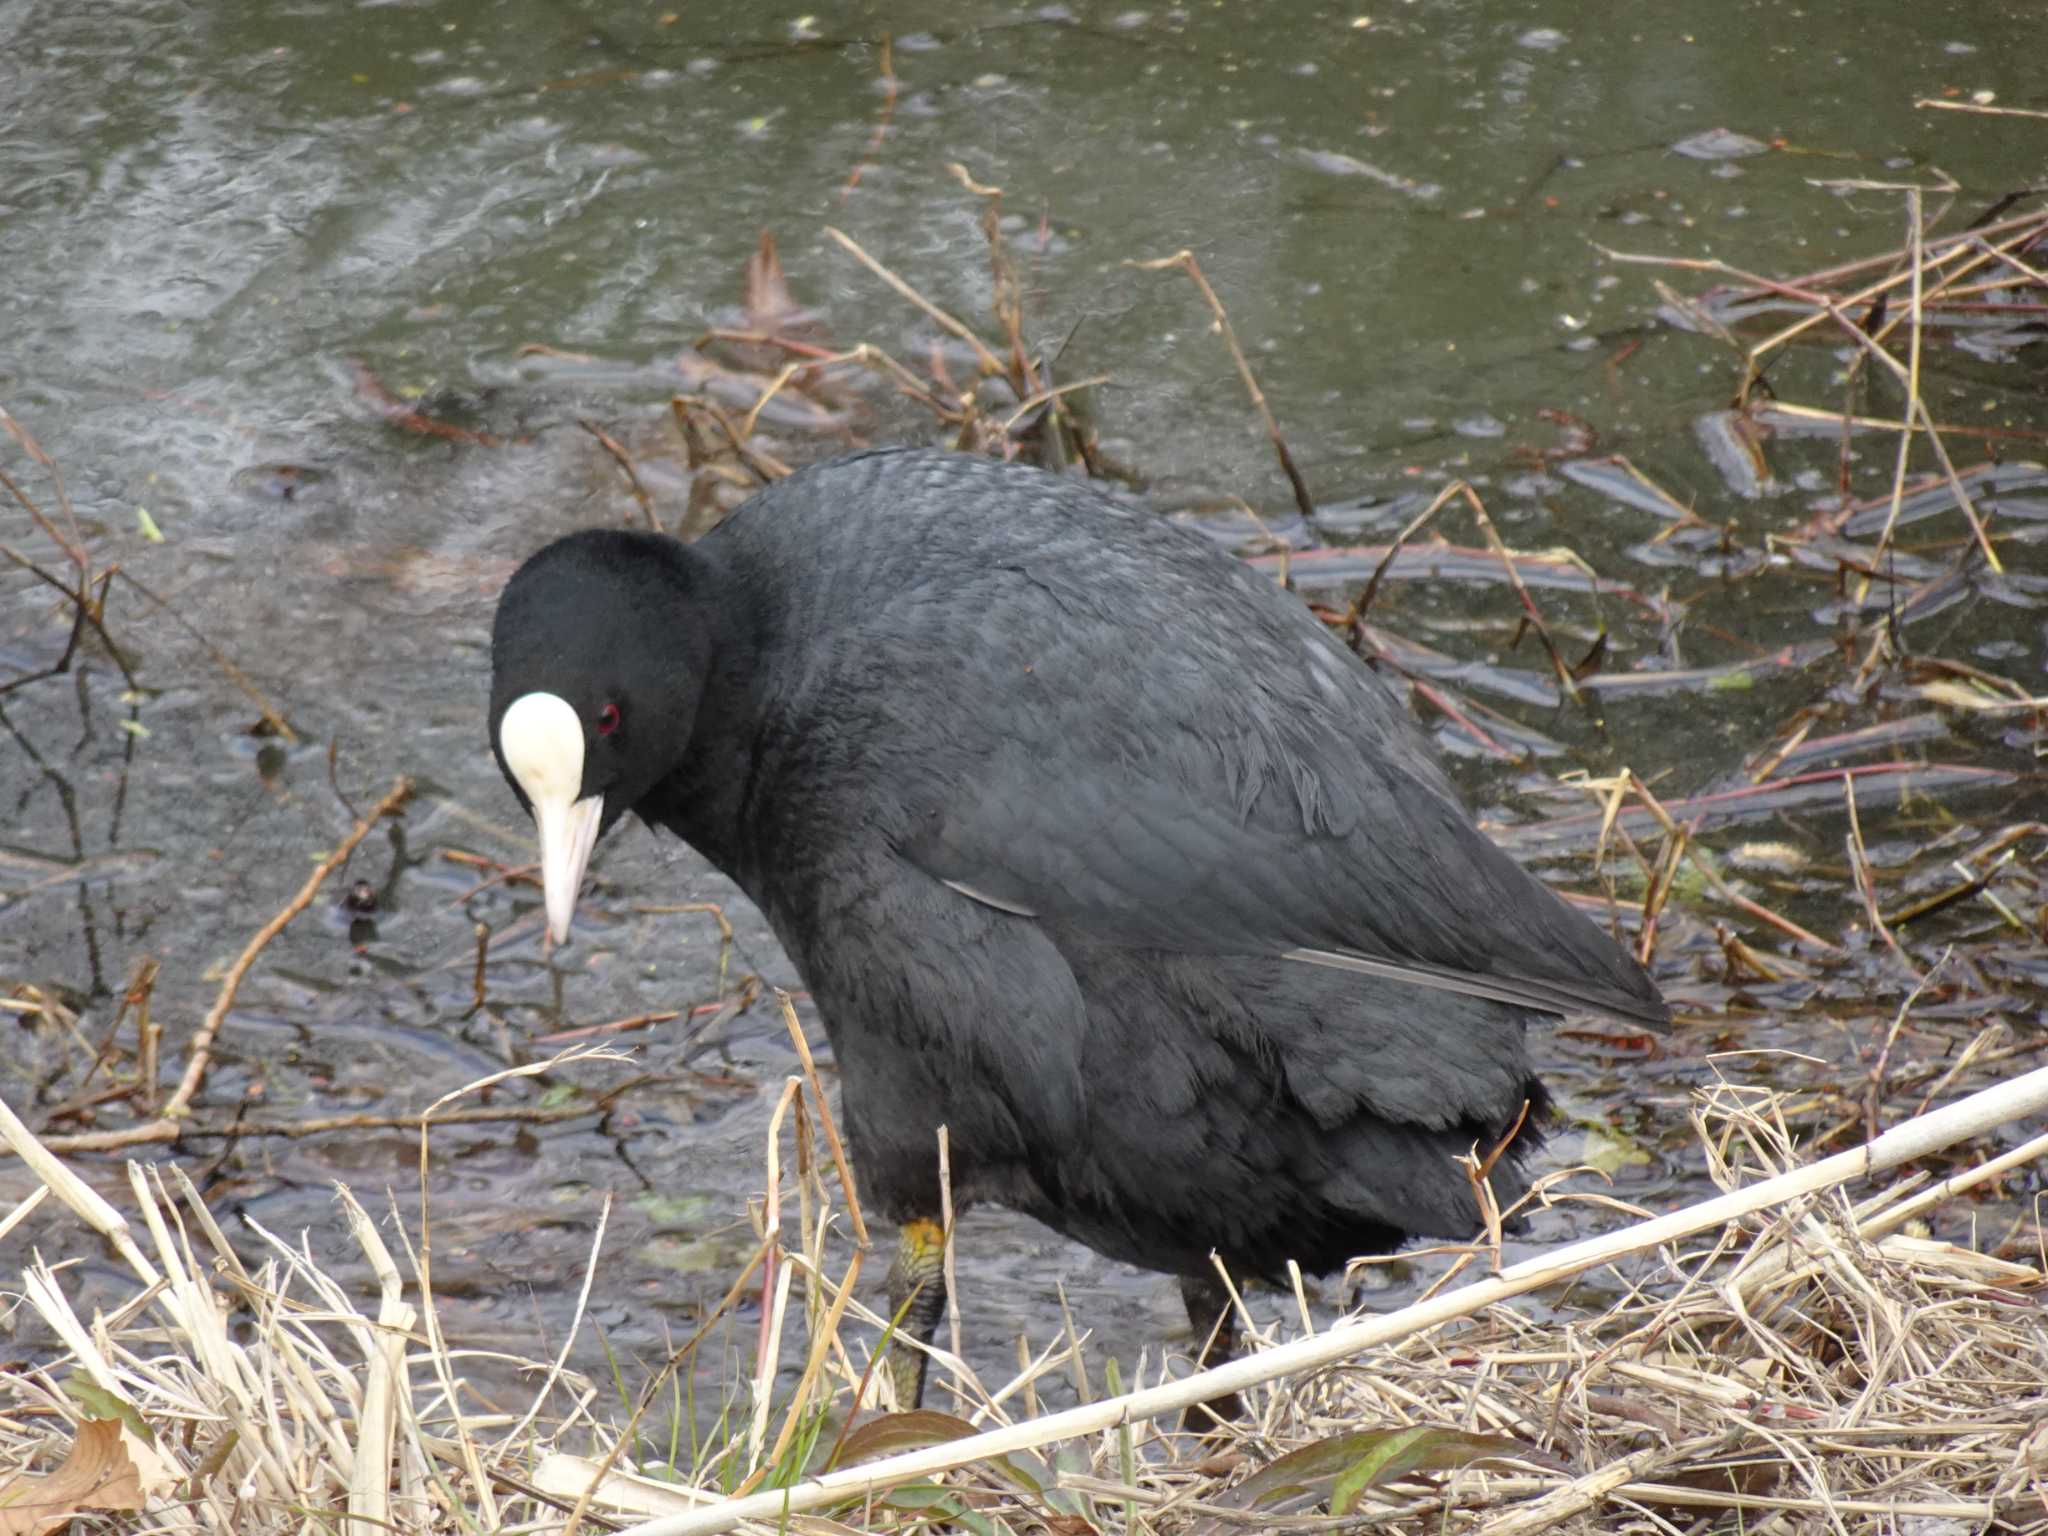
581,419 -> 659,528
739,344 -> 885,439
493,1191 -> 613,1465
1608,196 -> 2037,574
6,1129 -> 498,1528
1349,482 -> 1459,623
999,373 -> 1111,438
1579,768 -> 1841,954
824,226 -> 1005,377
557,1004 -> 870,1530
1129,248 -> 1317,521
561,1234 -> 776,1536
4,1043 -> 633,1532
838,34 -> 896,200
947,163 -> 1039,408
667,394 -> 791,481
1917,97 -> 2048,120
740,1074 -> 804,1479
1861,186 -> 1931,583
605,1060 -> 2048,1536
1450,483 -> 1586,703
221,777 -> 411,1102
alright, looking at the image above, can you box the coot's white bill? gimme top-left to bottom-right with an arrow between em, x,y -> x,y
497,690 -> 603,944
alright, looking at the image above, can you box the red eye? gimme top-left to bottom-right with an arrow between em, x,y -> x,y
596,703 -> 622,737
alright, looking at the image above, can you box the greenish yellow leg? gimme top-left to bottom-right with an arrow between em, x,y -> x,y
885,1217 -> 948,1409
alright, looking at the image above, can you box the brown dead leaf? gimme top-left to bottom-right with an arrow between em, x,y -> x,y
0,1419 -> 148,1535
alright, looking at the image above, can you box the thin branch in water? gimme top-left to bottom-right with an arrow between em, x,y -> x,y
738,345 -> 875,440
349,357 -> 503,446
0,407 -> 86,570
1842,772 -> 1922,981
824,225 -> 1005,377
838,34 -> 896,201
0,542 -> 136,693
1454,481 -> 1583,703
1587,770 -> 1844,954
111,567 -> 296,739
1866,956 -> 1946,1141
530,1008 -> 682,1047
1129,247 -> 1317,521
669,394 -> 791,482
580,420 -> 658,529
997,373 -> 1109,440
38,1078 -> 653,1152
1349,483 -> 1457,625
163,775 -> 414,1119
948,163 -> 1037,404
1916,97 -> 2048,121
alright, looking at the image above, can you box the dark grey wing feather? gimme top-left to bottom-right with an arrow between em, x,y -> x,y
905,718 -> 1666,1028
723,447 -> 1666,1030
864,517 -> 1666,1030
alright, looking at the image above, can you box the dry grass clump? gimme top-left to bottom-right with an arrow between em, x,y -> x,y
4,1060 -> 2046,1535
1228,1084 -> 2048,1534
0,1053 -> 632,1536
558,1062 -> 2048,1536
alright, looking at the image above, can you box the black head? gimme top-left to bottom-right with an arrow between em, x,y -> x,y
488,528 -> 712,941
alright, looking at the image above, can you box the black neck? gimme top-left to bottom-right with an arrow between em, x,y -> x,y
635,538 -> 770,883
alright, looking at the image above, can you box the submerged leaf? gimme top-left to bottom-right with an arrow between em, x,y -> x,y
1670,127 -> 1767,160
1579,1123 -> 1653,1176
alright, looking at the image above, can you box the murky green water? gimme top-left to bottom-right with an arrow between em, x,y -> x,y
4,0 -> 2044,1417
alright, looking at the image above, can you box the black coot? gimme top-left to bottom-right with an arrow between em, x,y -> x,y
488,448 -> 1668,1408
